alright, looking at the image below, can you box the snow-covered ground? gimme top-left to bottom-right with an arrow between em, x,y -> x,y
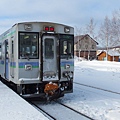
1,58 -> 120,120
59,59 -> 120,120
75,59 -> 120,93
0,81 -> 49,120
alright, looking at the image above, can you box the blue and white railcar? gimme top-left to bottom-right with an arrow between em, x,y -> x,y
0,22 -> 74,99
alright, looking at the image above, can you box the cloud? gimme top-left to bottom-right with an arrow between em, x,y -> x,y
0,0 -> 81,33
0,0 -> 119,34
0,1 -> 77,17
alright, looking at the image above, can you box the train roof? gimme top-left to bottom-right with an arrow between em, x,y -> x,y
12,21 -> 74,28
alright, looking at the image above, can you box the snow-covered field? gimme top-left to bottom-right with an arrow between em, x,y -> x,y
75,59 -> 120,93
59,59 -> 120,120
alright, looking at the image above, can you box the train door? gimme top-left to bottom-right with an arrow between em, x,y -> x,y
10,40 -> 14,78
42,36 -> 59,81
3,40 -> 9,79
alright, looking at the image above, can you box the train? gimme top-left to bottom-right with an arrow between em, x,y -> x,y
0,21 -> 74,100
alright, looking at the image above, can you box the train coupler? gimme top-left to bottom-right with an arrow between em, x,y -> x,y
44,82 -> 60,100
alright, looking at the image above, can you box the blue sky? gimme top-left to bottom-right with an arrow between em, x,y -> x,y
0,0 -> 120,34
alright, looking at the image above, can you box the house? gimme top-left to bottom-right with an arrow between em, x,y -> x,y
74,34 -> 98,60
97,49 -> 120,62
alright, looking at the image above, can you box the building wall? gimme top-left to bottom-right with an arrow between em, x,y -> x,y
74,35 -> 98,60
97,52 -> 119,62
74,36 -> 97,51
97,52 -> 106,60
75,51 -> 97,60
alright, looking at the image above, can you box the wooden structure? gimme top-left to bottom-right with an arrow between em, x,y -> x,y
74,34 -> 98,60
97,50 -> 120,62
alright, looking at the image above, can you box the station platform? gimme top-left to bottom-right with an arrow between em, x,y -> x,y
0,81 -> 48,120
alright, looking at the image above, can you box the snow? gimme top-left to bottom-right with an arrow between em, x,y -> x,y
59,58 -> 120,120
0,82 -> 49,120
75,60 -> 120,93
1,58 -> 120,120
35,101 -> 89,120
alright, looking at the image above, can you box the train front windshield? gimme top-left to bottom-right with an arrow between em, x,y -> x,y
19,32 -> 39,59
60,35 -> 74,59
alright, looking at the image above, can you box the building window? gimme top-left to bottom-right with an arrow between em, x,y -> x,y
85,45 -> 88,49
92,45 -> 95,49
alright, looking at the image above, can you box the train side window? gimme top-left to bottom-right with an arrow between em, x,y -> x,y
6,40 -> 9,59
0,44 -> 1,59
12,41 -> 14,55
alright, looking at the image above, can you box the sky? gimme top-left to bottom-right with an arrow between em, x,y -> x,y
0,0 -> 120,34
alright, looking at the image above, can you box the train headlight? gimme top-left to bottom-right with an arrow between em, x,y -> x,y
65,64 -> 70,69
63,71 -> 73,79
24,24 -> 32,31
64,27 -> 70,33
25,64 -> 32,71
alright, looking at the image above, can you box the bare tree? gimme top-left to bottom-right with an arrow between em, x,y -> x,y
99,16 -> 111,60
112,9 -> 120,19
110,10 -> 120,47
85,18 -> 97,60
74,26 -> 82,60
74,26 -> 82,36
86,18 -> 96,38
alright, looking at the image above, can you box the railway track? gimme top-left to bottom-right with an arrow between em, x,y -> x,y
55,100 -> 95,120
30,101 -> 56,120
30,100 -> 95,120
74,82 -> 120,95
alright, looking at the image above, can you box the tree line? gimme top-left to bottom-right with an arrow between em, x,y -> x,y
75,9 -> 120,49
